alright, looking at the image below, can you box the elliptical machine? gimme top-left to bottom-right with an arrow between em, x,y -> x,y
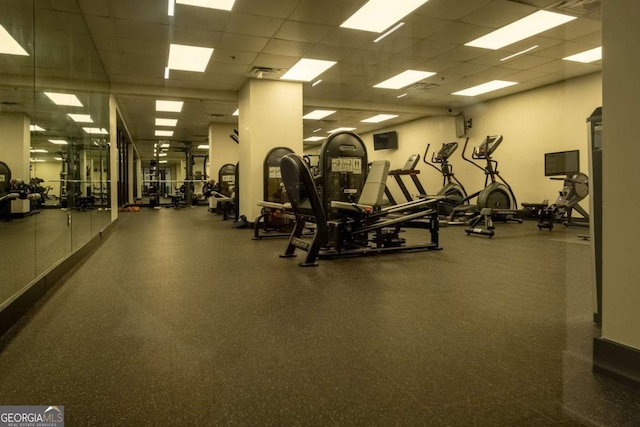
423,141 -> 468,216
450,135 -> 521,236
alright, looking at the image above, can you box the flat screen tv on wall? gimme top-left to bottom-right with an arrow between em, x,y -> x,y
373,131 -> 398,150
544,150 -> 580,176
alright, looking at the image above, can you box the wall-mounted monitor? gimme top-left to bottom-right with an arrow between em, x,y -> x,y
455,113 -> 467,138
544,150 -> 580,176
373,131 -> 398,150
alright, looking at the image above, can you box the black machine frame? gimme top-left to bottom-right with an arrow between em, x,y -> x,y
423,141 -> 468,216
253,146 -> 298,239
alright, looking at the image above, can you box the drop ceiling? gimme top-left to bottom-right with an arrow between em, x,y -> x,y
2,0 -> 602,161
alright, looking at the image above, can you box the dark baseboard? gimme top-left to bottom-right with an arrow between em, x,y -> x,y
593,337 -> 640,387
0,218 -> 119,338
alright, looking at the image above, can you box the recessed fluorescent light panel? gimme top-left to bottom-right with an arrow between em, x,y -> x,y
168,0 -> 175,16
312,79 -> 322,87
168,43 -> 214,72
304,136 -> 326,142
361,114 -> 398,123
176,0 -> 235,11
49,139 -> 68,145
341,0 -> 428,33
159,160 -> 168,164
30,149 -> 48,153
30,125 -> 45,132
232,108 -> 239,116
501,45 -> 538,62
197,145 -> 209,149
563,46 -> 602,63
155,118 -> 178,126
281,58 -> 337,82
156,100 -> 184,112
67,114 -> 93,123
303,110 -> 336,120
374,22 -> 405,43
0,24 -> 29,55
374,70 -> 436,90
328,127 -> 356,134
44,92 -> 83,107
155,130 -> 174,137
82,127 -> 109,135
453,80 -> 518,97
466,10 -> 576,50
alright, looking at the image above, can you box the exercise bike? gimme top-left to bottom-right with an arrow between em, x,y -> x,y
423,141 -> 468,216
449,135 -> 521,236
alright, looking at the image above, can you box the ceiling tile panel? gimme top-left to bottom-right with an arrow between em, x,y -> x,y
275,21 -> 334,44
288,0 -> 361,26
233,0 -> 300,19
417,0 -> 493,20
402,39 -> 457,59
172,7 -> 230,32
216,33 -> 270,53
459,0 -> 536,28
223,13 -> 285,38
12,0 -> 602,145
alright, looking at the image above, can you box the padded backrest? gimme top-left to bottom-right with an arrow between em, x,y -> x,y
358,160 -> 390,207
280,153 -> 327,228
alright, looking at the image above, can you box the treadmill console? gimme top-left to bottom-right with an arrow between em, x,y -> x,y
402,154 -> 420,170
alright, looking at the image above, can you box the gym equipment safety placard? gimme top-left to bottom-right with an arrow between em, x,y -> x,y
331,157 -> 362,174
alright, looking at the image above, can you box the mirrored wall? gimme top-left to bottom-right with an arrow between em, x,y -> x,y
0,0 -> 111,306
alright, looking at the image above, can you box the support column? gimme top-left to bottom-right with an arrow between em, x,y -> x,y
0,113 -> 30,214
593,0 -> 640,384
109,95 -> 118,221
127,143 -> 134,204
238,79 -> 303,221
208,123 -> 239,211
136,156 -> 143,201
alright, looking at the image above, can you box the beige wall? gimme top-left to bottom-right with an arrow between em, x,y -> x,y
208,122 -> 239,184
361,72 -> 602,207
31,161 -> 62,197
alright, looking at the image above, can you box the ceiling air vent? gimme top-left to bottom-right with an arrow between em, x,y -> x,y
249,66 -> 283,79
508,0 -> 601,14
412,82 -> 440,91
549,0 -> 601,14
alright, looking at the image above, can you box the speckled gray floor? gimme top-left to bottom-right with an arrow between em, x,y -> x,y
1,207 -> 639,426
